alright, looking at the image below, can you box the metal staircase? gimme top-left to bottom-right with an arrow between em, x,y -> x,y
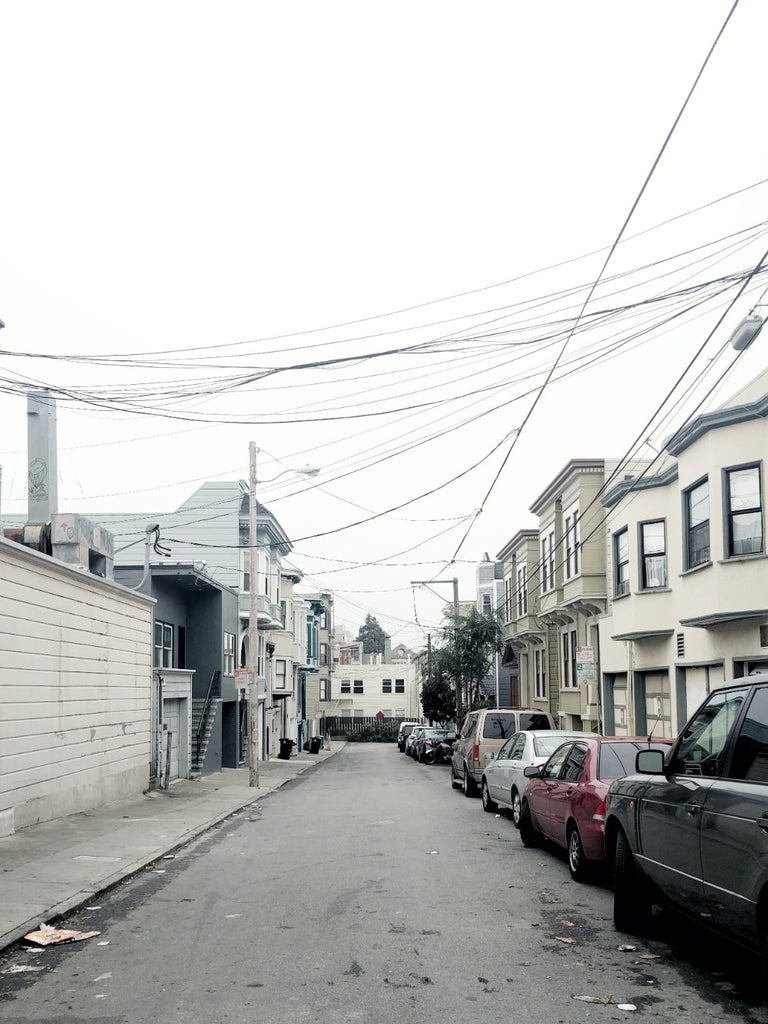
192,670 -> 221,775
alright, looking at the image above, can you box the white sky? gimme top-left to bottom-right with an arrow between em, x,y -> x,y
2,1 -> 768,647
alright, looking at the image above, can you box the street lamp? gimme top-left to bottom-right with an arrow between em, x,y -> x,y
248,443 -> 319,787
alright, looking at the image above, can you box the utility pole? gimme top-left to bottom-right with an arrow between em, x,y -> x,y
248,442 -> 260,788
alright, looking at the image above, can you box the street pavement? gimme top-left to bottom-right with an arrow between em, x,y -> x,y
0,743 -> 343,954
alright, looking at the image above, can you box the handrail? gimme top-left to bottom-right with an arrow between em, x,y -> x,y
195,669 -> 221,765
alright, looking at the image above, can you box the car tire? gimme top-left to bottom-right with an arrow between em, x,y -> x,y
481,779 -> 497,813
511,789 -> 522,827
567,824 -> 590,882
462,765 -> 477,798
614,829 -> 653,934
518,801 -> 541,847
450,762 -> 462,790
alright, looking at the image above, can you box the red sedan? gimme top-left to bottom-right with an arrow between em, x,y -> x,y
519,736 -> 672,882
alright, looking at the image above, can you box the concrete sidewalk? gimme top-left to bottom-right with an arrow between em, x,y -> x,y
0,743 -> 342,954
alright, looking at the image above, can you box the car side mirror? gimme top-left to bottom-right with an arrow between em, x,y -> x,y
636,749 -> 665,775
524,765 -> 540,778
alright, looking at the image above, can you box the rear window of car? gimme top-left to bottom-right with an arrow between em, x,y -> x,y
424,728 -> 448,739
400,724 -> 417,737
519,713 -> 552,731
482,713 -> 517,739
534,735 -> 569,758
598,741 -> 669,780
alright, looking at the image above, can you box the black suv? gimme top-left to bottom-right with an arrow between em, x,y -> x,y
605,673 -> 768,961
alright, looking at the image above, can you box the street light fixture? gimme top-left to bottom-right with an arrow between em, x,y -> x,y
248,443 -> 319,787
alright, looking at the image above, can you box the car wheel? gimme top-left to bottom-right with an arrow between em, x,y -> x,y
567,824 -> 590,882
518,801 -> 541,848
614,829 -> 653,934
450,762 -> 462,790
481,779 -> 497,813
511,788 -> 522,827
462,766 -> 477,798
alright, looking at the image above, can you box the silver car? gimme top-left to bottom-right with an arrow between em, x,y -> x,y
481,729 -> 582,823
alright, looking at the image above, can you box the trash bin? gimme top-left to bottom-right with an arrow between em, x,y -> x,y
278,738 -> 294,760
309,736 -> 322,754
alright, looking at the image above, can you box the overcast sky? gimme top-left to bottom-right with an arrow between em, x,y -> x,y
2,1 -> 768,647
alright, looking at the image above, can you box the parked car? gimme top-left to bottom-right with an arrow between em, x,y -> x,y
397,721 -> 420,752
412,727 -> 454,763
481,729 -> 583,822
451,708 -> 556,796
605,674 -> 768,958
519,736 -> 672,881
404,726 -> 426,758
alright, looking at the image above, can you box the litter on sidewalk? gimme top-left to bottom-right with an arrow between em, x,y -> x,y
23,924 -> 100,947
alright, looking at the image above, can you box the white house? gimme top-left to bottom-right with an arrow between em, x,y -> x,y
599,368 -> 768,737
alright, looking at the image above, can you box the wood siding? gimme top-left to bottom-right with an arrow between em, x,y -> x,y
0,537 -> 153,836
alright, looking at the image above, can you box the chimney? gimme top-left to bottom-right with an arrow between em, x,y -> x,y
27,391 -> 58,523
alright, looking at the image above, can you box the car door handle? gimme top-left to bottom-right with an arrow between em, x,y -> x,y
758,814 -> 768,832
686,804 -> 702,816
566,787 -> 574,795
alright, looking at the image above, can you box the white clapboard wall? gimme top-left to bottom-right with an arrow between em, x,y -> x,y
0,535 -> 154,836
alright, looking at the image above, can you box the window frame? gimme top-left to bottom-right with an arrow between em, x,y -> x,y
541,530 -> 555,593
274,658 -> 287,689
564,504 -> 580,579
534,647 -> 547,699
319,678 -> 330,701
223,631 -> 236,675
154,620 -> 173,668
724,462 -> 763,558
613,527 -> 630,597
561,628 -> 578,689
353,679 -> 364,694
639,519 -> 667,590
382,678 -> 392,694
684,477 -> 710,570
340,678 -> 351,694
517,563 -> 528,616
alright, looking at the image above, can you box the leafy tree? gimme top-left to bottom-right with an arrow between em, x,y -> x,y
420,647 -> 456,724
356,613 -> 388,655
453,607 -> 504,711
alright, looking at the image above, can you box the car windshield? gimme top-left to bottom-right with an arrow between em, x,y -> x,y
534,735 -> 571,758
482,714 -> 517,739
519,713 -> 552,731
423,729 -> 448,739
598,741 -> 669,780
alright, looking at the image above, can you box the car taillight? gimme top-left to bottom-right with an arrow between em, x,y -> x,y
472,744 -> 479,762
592,800 -> 606,822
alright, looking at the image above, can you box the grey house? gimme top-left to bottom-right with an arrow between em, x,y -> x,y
114,561 -> 240,776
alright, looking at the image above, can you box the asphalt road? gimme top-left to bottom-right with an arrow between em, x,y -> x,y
2,745 -> 768,1023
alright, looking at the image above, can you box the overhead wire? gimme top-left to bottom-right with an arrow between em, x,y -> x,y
441,0 -> 742,570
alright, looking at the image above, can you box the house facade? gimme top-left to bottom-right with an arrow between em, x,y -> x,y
318,640 -> 420,724
599,370 -> 768,737
498,528 -> 558,717
114,561 -> 239,777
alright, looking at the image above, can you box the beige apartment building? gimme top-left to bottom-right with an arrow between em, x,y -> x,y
599,369 -> 768,737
